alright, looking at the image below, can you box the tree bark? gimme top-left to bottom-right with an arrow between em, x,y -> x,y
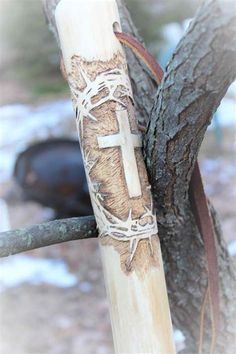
0,216 -> 97,257
143,1 -> 236,352
42,0 -> 236,352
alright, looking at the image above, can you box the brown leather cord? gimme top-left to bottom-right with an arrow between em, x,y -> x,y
189,163 -> 219,354
115,30 -> 220,353
115,32 -> 164,84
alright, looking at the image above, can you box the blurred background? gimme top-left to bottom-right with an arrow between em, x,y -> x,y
0,0 -> 235,353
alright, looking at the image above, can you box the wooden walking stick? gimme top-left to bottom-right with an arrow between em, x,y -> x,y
55,0 -> 175,352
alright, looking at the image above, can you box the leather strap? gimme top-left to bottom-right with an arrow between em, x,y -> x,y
115,31 -> 220,353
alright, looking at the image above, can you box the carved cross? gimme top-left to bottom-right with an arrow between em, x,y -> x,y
97,108 -> 142,198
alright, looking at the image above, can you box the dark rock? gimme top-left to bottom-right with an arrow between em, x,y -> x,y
14,138 -> 93,217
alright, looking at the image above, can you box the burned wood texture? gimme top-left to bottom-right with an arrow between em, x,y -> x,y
0,216 -> 97,257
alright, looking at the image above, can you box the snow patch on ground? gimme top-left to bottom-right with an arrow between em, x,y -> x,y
0,255 -> 78,291
0,99 -> 74,183
200,158 -> 236,185
228,240 -> 236,256
174,329 -> 185,350
0,199 -> 10,232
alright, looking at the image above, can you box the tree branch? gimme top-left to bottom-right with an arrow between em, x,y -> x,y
0,216 -> 97,257
145,0 -> 236,224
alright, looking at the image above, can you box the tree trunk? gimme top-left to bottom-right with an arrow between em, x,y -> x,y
43,0 -> 236,352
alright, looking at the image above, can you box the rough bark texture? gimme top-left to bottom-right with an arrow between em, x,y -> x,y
0,216 -> 97,257
42,0 -> 236,352
143,1 -> 236,353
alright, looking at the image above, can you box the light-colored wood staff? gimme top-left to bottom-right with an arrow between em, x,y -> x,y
55,0 -> 176,352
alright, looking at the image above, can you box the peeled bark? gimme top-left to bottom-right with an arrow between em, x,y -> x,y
55,1 -> 176,352
42,0 -> 236,352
